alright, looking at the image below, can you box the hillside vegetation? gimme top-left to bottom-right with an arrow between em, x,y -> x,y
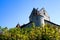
0,24 -> 60,40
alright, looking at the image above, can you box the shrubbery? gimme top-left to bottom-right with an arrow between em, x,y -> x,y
0,24 -> 60,40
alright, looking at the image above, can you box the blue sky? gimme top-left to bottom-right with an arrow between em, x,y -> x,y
0,0 -> 60,28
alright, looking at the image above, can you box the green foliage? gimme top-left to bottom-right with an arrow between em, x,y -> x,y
0,24 -> 60,40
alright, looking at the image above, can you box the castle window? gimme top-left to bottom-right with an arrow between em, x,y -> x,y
43,10 -> 45,15
44,13 -> 45,15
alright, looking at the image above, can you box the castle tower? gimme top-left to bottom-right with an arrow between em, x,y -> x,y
29,8 -> 50,26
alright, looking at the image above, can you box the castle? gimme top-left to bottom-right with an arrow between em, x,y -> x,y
16,8 -> 60,28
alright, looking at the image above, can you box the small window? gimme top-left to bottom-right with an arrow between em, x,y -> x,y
43,10 -> 45,15
44,13 -> 45,15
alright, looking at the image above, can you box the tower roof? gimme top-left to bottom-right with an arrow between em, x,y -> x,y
29,8 -> 49,18
29,8 -> 40,18
39,8 -> 49,17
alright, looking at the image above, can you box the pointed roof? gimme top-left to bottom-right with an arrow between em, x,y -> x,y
29,8 -> 50,19
40,7 -> 45,11
39,7 -> 50,17
16,23 -> 20,27
29,8 -> 39,18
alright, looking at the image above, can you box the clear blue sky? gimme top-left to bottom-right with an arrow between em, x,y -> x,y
0,0 -> 60,28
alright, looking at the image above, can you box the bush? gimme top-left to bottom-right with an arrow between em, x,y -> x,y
0,24 -> 60,40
